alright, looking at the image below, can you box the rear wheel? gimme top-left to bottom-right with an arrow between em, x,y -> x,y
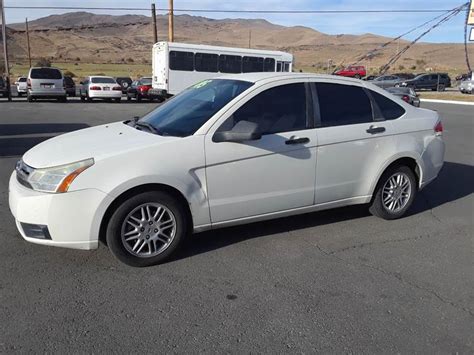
115,98 -> 121,103
27,94 -> 34,102
369,165 -> 417,220
437,84 -> 445,92
354,74 -> 361,79
106,191 -> 189,267
137,94 -> 142,102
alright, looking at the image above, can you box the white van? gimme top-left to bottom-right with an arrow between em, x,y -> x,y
27,67 -> 67,102
149,41 -> 293,100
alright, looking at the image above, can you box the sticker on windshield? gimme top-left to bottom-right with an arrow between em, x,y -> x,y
193,80 -> 212,89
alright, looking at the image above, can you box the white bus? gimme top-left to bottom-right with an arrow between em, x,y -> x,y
149,41 -> 293,99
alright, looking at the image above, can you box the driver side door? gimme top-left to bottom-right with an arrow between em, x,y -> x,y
204,81 -> 318,224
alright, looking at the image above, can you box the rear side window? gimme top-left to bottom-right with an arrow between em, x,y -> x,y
194,53 -> 218,72
242,56 -> 264,73
370,90 -> 406,120
219,55 -> 242,73
169,51 -> 194,71
30,68 -> 62,79
220,83 -> 307,135
316,83 -> 373,127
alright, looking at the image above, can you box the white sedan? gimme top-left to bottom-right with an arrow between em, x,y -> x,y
9,73 -> 445,266
79,76 -> 122,102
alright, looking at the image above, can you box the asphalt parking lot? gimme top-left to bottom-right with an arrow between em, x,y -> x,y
0,98 -> 472,352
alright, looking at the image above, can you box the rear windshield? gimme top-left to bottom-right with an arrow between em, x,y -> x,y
19,77 -> 27,82
30,68 -> 62,79
91,77 -> 117,84
140,78 -> 152,85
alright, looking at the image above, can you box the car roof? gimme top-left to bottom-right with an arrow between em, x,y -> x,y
88,76 -> 115,79
214,72 -> 364,85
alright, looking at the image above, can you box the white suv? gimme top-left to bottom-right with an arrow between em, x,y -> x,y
9,73 -> 445,266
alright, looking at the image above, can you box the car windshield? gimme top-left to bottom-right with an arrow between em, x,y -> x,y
140,78 -> 152,85
30,68 -> 62,79
139,79 -> 253,137
91,77 -> 117,84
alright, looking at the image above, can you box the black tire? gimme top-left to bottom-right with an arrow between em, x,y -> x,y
106,191 -> 189,267
137,94 -> 142,102
369,165 -> 417,220
437,84 -> 445,92
354,74 -> 361,79
80,94 -> 86,102
57,96 -> 67,102
27,94 -> 34,102
115,98 -> 121,103
126,94 -> 131,101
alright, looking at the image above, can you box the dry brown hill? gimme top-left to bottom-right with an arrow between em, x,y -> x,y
3,12 -> 473,74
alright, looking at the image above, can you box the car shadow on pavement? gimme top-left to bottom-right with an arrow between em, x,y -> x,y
175,161 -> 473,262
0,123 -> 90,157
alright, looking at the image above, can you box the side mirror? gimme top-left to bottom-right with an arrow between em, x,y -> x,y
213,120 -> 261,143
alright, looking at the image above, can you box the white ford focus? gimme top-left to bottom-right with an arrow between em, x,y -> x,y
9,73 -> 445,266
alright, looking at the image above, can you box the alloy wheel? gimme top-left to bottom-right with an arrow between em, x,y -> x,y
382,172 -> 412,213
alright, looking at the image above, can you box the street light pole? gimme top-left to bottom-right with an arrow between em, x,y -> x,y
1,0 -> 12,101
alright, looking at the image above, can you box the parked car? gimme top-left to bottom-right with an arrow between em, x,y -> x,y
79,76 -> 122,102
369,75 -> 403,89
0,76 -> 8,97
458,77 -> 473,94
399,73 -> 451,91
126,77 -> 157,102
27,67 -> 67,102
455,73 -> 471,82
64,76 -> 76,97
15,77 -> 28,96
386,87 -> 420,107
8,73 -> 445,266
116,77 -> 133,94
334,65 -> 366,79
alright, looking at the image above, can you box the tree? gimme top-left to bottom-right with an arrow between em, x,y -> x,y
35,57 -> 52,67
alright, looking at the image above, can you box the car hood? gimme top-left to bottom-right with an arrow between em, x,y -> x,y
23,121 -> 178,168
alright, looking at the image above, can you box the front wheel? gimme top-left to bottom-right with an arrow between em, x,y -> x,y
106,191 -> 189,267
369,165 -> 417,220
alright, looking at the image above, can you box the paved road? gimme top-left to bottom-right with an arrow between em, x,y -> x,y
0,99 -> 472,353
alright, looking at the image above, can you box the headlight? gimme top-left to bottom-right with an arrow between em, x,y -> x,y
17,158 -> 94,193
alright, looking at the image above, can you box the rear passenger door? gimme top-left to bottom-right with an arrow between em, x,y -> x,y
312,82 -> 396,204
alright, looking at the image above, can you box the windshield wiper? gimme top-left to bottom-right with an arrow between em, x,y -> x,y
134,121 -> 160,135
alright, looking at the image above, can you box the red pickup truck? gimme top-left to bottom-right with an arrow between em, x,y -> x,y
334,65 -> 367,79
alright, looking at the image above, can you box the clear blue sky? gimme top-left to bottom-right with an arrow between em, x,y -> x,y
4,0 -> 472,43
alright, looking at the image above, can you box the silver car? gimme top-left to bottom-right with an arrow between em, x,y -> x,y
459,78 -> 473,94
27,67 -> 67,102
370,75 -> 403,89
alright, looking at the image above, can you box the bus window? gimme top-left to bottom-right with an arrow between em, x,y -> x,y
242,56 -> 264,73
195,53 -> 219,72
264,58 -> 276,72
276,61 -> 282,72
169,51 -> 194,71
219,55 -> 242,73
283,62 -> 290,72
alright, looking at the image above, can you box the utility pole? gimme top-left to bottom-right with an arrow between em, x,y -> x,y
151,3 -> 158,44
25,18 -> 31,68
1,0 -> 12,101
248,29 -> 251,48
168,0 -> 174,42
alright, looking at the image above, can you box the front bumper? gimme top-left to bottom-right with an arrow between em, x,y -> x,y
8,172 -> 111,250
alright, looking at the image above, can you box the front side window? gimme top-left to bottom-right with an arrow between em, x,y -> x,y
194,53 -> 218,72
169,51 -> 194,71
140,79 -> 253,137
316,83 -> 373,127
218,83 -> 307,135
219,55 -> 242,73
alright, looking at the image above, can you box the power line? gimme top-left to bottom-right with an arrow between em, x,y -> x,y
3,6 -> 465,14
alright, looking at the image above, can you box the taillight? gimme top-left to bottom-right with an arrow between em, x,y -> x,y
138,85 -> 148,92
112,86 -> 122,91
89,86 -> 102,91
402,95 -> 410,103
434,121 -> 443,135
27,78 -> 31,88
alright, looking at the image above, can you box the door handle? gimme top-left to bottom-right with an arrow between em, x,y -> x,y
285,137 -> 310,145
366,125 -> 386,134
